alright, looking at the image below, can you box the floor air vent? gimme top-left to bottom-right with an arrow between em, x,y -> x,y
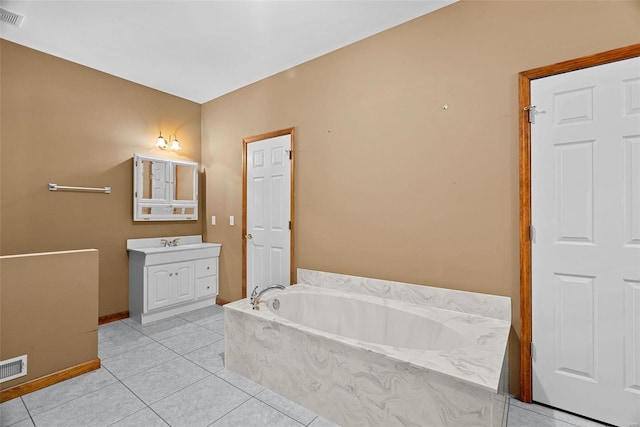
0,8 -> 24,27
0,355 -> 27,383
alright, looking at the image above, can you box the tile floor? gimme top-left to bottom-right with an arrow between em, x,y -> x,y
0,304 -> 613,427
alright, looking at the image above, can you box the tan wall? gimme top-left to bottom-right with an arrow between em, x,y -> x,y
0,250 -> 98,390
0,40 -> 203,316
201,0 -> 640,397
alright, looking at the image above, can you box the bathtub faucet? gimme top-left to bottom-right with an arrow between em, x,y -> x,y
250,285 -> 285,310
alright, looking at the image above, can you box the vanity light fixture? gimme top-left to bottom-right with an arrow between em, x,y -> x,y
156,131 -> 182,151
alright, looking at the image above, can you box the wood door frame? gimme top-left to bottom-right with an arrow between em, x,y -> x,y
519,43 -> 640,402
242,127 -> 296,299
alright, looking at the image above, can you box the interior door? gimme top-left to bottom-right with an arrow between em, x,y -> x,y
531,56 -> 640,426
244,130 -> 293,296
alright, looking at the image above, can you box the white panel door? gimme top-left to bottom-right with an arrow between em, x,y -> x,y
531,56 -> 640,426
246,134 -> 292,294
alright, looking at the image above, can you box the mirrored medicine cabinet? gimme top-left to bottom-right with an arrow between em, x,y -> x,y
133,153 -> 198,221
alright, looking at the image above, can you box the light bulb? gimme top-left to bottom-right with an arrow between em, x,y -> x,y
156,133 -> 167,149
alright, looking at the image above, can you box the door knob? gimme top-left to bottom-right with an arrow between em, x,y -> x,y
245,233 -> 253,240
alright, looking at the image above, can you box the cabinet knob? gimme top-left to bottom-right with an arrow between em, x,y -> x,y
176,272 -> 179,276
207,267 -> 210,270
207,286 -> 210,289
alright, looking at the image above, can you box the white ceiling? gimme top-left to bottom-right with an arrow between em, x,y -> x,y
0,1 -> 456,103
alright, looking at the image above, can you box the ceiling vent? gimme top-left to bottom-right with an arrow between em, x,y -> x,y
0,8 -> 24,27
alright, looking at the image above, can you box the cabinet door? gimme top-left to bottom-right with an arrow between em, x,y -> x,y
174,263 -> 195,304
147,265 -> 172,311
147,261 -> 195,311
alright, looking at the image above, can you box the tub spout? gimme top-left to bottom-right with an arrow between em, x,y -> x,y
251,285 -> 286,310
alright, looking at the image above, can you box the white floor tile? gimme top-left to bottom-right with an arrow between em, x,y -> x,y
183,339 -> 226,373
22,367 -> 117,416
98,322 -> 155,359
193,313 -> 225,334
4,419 -> 34,427
210,397 -> 304,427
155,325 -> 223,355
150,375 -> 250,427
309,415 -> 341,427
507,404 -> 579,427
0,397 -> 30,427
178,305 -> 224,323
31,382 -> 144,427
255,388 -> 318,425
122,357 -> 211,404
120,317 -> 144,331
510,399 -> 609,427
136,317 -> 193,340
101,342 -> 178,379
98,321 -> 136,338
214,368 -> 264,396
109,408 -> 170,427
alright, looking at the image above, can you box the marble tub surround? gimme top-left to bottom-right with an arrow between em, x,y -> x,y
260,284 -> 509,392
297,268 -> 511,321
225,281 -> 510,426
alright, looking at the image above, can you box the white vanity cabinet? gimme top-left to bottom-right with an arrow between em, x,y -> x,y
127,236 -> 221,324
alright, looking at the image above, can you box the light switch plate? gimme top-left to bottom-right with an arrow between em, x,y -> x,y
230,215 -> 234,226
211,216 -> 216,225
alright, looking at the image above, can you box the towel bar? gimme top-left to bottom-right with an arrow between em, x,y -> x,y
48,183 -> 111,194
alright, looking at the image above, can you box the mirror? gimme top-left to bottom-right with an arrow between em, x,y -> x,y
174,163 -> 196,201
140,159 -> 170,201
133,154 -> 198,221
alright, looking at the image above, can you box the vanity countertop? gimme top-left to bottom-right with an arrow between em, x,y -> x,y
127,235 -> 221,261
127,242 -> 221,255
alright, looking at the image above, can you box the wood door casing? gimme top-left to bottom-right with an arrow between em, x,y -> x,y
242,128 -> 295,299
519,43 -> 640,402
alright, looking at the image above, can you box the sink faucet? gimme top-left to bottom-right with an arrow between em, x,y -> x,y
250,285 -> 285,310
160,238 -> 180,247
